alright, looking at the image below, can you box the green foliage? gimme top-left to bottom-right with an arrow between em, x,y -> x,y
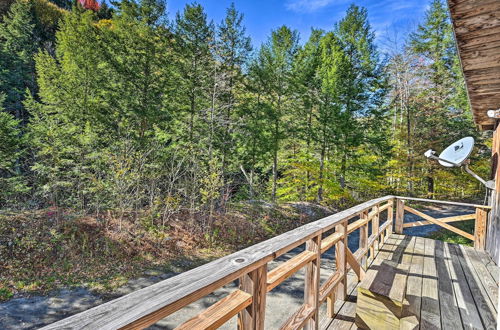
0,0 -> 485,228
0,0 -> 37,119
0,95 -> 27,205
387,0 -> 481,199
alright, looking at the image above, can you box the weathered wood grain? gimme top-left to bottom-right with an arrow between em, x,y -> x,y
355,235 -> 405,329
323,272 -> 361,330
448,0 -> 500,128
462,246 -> 498,312
266,251 -> 316,291
474,208 -> 488,250
452,244 -> 497,329
435,240 -> 463,330
404,205 -> 474,241
320,272 -> 342,303
304,236 -> 321,330
238,265 -> 267,330
403,237 -> 424,326
320,232 -> 343,254
346,247 -> 365,282
279,304 -> 315,330
359,212 -> 368,270
336,221 -> 348,301
420,238 -> 441,329
444,242 -> 483,330
176,289 -> 252,330
396,197 -> 490,209
402,213 -> 475,228
395,199 -> 405,234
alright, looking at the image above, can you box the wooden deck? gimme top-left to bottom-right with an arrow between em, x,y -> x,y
325,234 -> 499,330
41,197 -> 496,329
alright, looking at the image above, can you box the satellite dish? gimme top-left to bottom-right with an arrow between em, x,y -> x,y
424,136 -> 495,190
438,136 -> 474,168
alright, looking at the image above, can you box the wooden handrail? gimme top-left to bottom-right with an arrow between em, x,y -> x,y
41,195 -> 396,330
395,196 -> 490,209
395,197 -> 490,251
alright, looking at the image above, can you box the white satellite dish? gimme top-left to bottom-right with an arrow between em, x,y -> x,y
438,136 -> 474,168
424,136 -> 495,190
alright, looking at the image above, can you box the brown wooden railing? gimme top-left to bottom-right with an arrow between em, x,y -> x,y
41,196 -> 490,330
394,197 -> 490,250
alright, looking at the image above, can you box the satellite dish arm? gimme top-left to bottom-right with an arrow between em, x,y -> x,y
424,149 -> 460,167
464,163 -> 496,190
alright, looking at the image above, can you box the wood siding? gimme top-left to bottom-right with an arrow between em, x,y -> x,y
448,0 -> 500,130
487,123 -> 500,263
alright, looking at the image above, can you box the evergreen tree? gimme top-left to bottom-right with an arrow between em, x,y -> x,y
215,2 -> 252,179
0,0 -> 38,121
256,25 -> 299,200
334,5 -> 387,189
289,29 -> 324,200
409,0 -> 476,196
27,7 -> 109,208
101,0 -> 174,140
0,94 -> 26,205
174,3 -> 214,144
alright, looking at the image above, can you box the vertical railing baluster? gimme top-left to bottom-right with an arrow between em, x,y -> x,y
305,235 -> 321,330
371,205 -> 380,259
386,199 -> 394,240
238,264 -> 267,330
395,198 -> 405,234
474,207 -> 488,250
359,211 -> 368,270
335,221 -> 348,302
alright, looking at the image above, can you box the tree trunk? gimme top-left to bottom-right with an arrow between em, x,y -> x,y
340,151 -> 347,189
318,144 -> 326,202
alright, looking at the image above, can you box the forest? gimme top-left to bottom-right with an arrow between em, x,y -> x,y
0,0 -> 492,298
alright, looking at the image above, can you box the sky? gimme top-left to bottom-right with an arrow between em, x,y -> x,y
164,0 -> 431,51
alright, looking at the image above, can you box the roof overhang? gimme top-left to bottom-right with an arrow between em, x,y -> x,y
448,0 -> 500,131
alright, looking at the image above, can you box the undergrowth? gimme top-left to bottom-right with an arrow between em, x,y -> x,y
0,201 -> 332,301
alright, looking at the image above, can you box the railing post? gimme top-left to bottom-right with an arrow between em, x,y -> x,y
326,290 -> 336,319
372,205 -> 380,256
335,221 -> 348,302
304,235 -> 321,330
385,199 -> 394,239
395,198 -> 405,234
238,265 -> 267,330
360,211 -> 368,270
474,208 -> 488,250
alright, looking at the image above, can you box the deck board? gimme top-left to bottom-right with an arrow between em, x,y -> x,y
444,241 -> 483,330
421,238 -> 442,329
404,236 -> 424,325
324,235 -> 498,330
435,240 -> 463,330
462,246 -> 498,311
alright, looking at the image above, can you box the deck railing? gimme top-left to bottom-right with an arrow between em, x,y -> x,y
42,195 -> 490,330
394,197 -> 490,250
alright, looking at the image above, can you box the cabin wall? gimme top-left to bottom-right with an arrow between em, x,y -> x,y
487,124 -> 500,264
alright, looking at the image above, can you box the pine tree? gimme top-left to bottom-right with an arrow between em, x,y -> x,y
290,29 -> 324,200
0,94 -> 26,205
409,0 -> 476,197
27,7 -> 108,208
334,5 -> 387,190
256,25 -> 299,200
215,2 -> 252,179
101,0 -> 174,140
174,3 -> 215,144
0,0 -> 38,121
